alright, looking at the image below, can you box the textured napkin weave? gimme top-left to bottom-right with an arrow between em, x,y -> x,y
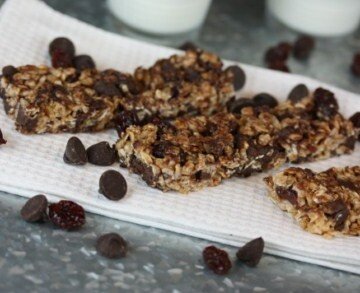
0,0 -> 359,274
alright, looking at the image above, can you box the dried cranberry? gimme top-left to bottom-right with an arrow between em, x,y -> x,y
313,87 -> 339,118
0,129 -> 6,145
264,41 -> 292,65
48,200 -> 85,230
115,111 -> 139,136
203,245 -> 232,275
268,60 -> 290,73
73,55 -> 96,71
293,35 -> 315,60
351,53 -> 360,76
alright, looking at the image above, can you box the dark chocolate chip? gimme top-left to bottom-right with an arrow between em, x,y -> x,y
178,41 -> 198,51
264,43 -> 291,63
350,112 -> 360,128
226,65 -> 246,91
73,55 -> 95,71
227,98 -> 254,114
170,86 -> 180,99
201,122 -> 218,136
152,141 -> 172,159
129,156 -> 156,186
253,93 -> 278,108
184,68 -> 201,82
287,84 -> 309,103
236,237 -> 265,267
87,141 -> 117,166
2,65 -> 18,79
203,139 -> 225,157
115,110 -> 140,136
235,166 -> 259,178
20,194 -> 48,223
49,37 -> 75,56
94,80 -> 121,96
313,88 -> 339,118
179,150 -> 187,166
324,199 -> 347,216
51,50 -> 74,68
343,136 -> 356,150
293,35 -> 315,60
325,199 -> 350,231
334,208 -> 350,231
275,186 -> 298,206
16,105 -> 38,131
63,136 -> 87,165
194,170 -> 211,181
96,233 -> 127,259
99,170 -> 127,201
0,129 -> 6,145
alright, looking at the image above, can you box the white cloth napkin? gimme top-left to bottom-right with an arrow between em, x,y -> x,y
0,0 -> 359,274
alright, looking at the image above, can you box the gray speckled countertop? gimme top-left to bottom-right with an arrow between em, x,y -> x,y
1,0 -> 360,292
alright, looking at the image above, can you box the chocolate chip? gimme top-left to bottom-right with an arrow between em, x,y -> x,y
349,112 -> 360,141
293,35 -> 315,60
49,37 -> 75,56
0,129 -> 6,145
275,186 -> 298,205
96,233 -> 127,259
63,136 -> 87,165
313,88 -> 339,118
226,65 -> 246,91
51,50 -> 74,68
129,156 -> 156,186
152,141 -> 172,159
179,150 -> 187,166
253,93 -> 278,108
170,86 -> 180,99
236,237 -> 265,267
194,170 -> 211,181
324,199 -> 350,231
94,80 -> 121,96
227,97 -> 254,114
288,84 -> 309,103
204,139 -> 225,157
99,170 -> 127,201
73,55 -> 95,71
20,194 -> 48,222
334,209 -> 350,231
115,110 -> 140,136
201,122 -> 218,136
2,65 -> 18,79
337,179 -> 359,193
16,105 -> 38,131
87,142 -> 117,166
184,68 -> 200,82
178,41 -> 198,51
343,136 -> 356,150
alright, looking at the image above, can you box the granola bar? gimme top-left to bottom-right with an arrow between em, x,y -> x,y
0,65 -> 125,134
264,166 -> 360,237
115,90 -> 357,193
127,50 -> 235,119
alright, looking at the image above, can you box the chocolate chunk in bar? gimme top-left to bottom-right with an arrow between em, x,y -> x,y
87,141 -> 117,166
96,233 -> 127,259
99,170 -> 127,201
236,237 -> 265,267
227,97 -> 254,114
20,194 -> 48,222
314,88 -> 339,119
178,41 -> 198,51
2,65 -> 18,79
287,84 -> 309,103
349,112 -> 360,140
63,137 -> 87,165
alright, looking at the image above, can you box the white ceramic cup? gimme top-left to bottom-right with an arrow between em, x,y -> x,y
107,0 -> 213,35
267,0 -> 360,37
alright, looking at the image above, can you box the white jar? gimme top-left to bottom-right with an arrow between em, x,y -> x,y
267,0 -> 360,37
107,0 -> 213,35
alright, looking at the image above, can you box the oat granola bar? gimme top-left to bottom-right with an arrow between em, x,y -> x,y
0,65 -> 126,134
116,91 -> 357,193
127,50 -> 235,119
264,166 -> 360,237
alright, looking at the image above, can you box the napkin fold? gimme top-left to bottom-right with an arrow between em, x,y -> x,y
0,0 -> 359,274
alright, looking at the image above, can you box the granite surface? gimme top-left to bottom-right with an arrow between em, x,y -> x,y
0,0 -> 360,292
